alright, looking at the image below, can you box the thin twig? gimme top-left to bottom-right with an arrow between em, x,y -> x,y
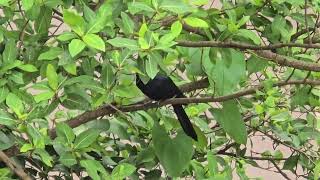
305,0 -> 311,45
220,152 -> 288,161
271,160 -> 291,180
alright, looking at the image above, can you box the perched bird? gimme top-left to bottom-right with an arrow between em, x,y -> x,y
136,74 -> 198,141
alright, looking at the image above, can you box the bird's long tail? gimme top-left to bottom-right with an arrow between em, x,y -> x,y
172,105 -> 198,141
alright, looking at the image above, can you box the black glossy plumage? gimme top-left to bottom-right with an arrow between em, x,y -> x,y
136,74 -> 198,141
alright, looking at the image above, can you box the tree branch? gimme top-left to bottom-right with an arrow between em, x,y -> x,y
177,40 -> 320,72
219,152 -> 288,161
253,127 -> 316,162
52,9 -> 62,17
271,160 -> 291,180
177,40 -> 320,50
291,21 -> 320,41
255,50 -> 320,72
49,79 -> 320,138
0,151 -> 31,180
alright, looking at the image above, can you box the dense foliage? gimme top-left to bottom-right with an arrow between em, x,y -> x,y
0,0 -> 320,179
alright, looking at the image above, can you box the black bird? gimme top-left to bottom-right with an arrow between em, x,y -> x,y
136,74 -> 198,141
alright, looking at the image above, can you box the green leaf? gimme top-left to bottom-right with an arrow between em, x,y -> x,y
160,0 -> 194,14
237,16 -> 250,27
38,47 -> 63,61
20,143 -> 33,153
26,4 -> 40,20
34,90 -> 55,103
86,3 -> 112,34
22,0 -> 34,10
6,93 -> 24,116
314,161 -> 320,180
57,32 -> 77,41
63,63 -> 77,75
112,163 -> 136,179
2,39 -> 17,64
26,125 -> 45,149
69,39 -> 86,57
46,64 -> 58,90
236,29 -> 261,45
59,153 -> 77,167
207,152 -> 218,176
56,123 -> 75,145
114,85 -> 141,98
79,83 -> 105,94
80,160 -> 109,180
17,64 -> 38,72
128,2 -> 155,14
0,110 -> 15,126
191,0 -> 209,5
0,169 -> 11,177
44,0 -> 63,8
139,23 -> 148,37
204,49 -> 246,95
63,75 -> 94,86
62,93 -> 90,110
0,0 -> 9,6
291,87 -> 309,107
145,55 -> 159,79
82,34 -> 105,52
0,31 -> 3,43
35,7 -> 52,35
97,1 -> 113,18
0,131 -> 14,150
183,17 -> 209,28
138,24 -> 149,49
35,149 -> 53,167
0,86 -> 9,103
107,38 -> 139,50
101,63 -> 115,88
0,60 -> 22,74
152,122 -> 194,177
83,5 -> 96,22
136,147 -> 155,164
246,54 -> 268,74
74,129 -> 100,149
63,9 -> 86,36
159,33 -> 177,45
171,21 -> 182,37
212,100 -> 247,144
121,12 -> 135,35
181,47 -> 205,76
139,38 -> 150,50
9,72 -> 24,84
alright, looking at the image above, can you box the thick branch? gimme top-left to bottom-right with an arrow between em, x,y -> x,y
177,40 -> 320,72
255,50 -> 320,72
0,151 -> 31,180
49,79 -> 320,138
177,40 -> 320,50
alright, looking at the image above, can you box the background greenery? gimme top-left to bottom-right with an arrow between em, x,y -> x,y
0,0 -> 319,179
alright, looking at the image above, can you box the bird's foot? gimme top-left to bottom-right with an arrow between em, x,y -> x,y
153,100 -> 165,111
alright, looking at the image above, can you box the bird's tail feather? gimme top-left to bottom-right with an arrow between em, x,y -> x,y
173,105 -> 198,141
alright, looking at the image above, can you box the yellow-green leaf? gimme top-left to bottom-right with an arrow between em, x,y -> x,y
83,34 -> 105,52
68,39 -> 86,57
46,64 -> 58,90
183,17 -> 209,28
